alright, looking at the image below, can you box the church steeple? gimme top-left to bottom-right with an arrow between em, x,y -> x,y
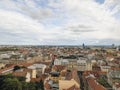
82,43 -> 85,49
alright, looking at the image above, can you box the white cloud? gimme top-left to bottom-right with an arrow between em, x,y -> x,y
48,0 -> 120,40
0,0 -> 120,45
0,8 -> 57,44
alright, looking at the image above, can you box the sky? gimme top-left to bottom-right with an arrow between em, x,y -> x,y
0,0 -> 120,45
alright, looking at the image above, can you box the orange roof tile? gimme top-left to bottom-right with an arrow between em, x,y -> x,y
44,68 -> 51,74
31,77 -> 41,82
12,71 -> 27,77
0,65 -> 15,74
53,65 -> 66,72
87,77 -> 106,90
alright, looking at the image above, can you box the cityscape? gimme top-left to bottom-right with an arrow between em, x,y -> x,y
0,45 -> 120,90
0,0 -> 120,90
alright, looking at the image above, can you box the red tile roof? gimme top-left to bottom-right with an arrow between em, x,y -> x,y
0,65 -> 15,74
12,71 -> 27,77
83,71 -> 106,78
44,68 -> 51,74
65,69 -> 80,84
31,77 -> 41,82
87,77 -> 106,90
19,63 -> 34,67
53,65 -> 66,72
23,68 -> 32,73
0,62 -> 34,75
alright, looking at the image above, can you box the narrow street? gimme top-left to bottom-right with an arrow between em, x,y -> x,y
77,71 -> 84,90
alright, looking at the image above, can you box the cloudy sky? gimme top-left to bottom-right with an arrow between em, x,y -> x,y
0,0 -> 120,45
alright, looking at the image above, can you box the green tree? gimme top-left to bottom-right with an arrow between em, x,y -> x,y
36,80 -> 44,90
22,82 -> 29,90
2,78 -> 22,90
27,82 -> 36,90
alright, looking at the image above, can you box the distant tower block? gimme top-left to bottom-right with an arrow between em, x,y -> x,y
82,43 -> 85,49
112,44 -> 115,48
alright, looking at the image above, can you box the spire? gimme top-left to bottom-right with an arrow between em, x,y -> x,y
82,43 -> 85,49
